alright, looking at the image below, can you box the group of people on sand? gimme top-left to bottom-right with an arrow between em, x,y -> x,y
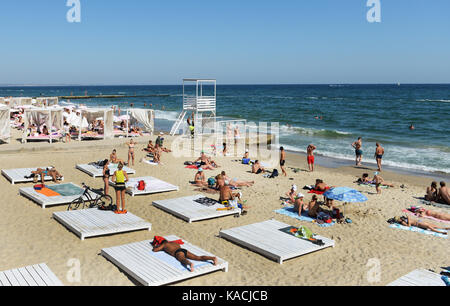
141,133 -> 172,165
425,181 -> 450,205
356,172 -> 395,194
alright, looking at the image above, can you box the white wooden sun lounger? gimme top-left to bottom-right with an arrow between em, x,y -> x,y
2,167 -> 63,185
76,163 -> 136,178
152,194 -> 241,223
387,269 -> 447,286
109,176 -> 179,197
219,219 -> 335,264
0,263 -> 63,286
101,235 -> 228,286
53,208 -> 152,240
19,183 -> 97,209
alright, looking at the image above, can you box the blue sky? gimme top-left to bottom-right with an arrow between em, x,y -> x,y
1,0 -> 449,85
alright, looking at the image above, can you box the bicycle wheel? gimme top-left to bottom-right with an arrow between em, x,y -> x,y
95,194 -> 113,210
68,197 -> 85,211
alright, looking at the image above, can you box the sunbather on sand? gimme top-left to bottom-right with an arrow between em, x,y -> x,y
437,181 -> 450,205
293,193 -> 305,216
220,171 -> 254,187
151,236 -> 217,272
413,208 -> 450,222
425,181 -> 438,202
373,173 -> 394,194
193,168 -> 208,187
314,179 -> 328,192
219,184 -> 242,203
143,140 -> 155,153
395,215 -> 450,235
286,185 -> 298,203
305,195 -> 321,218
194,151 -> 216,170
110,149 -> 124,164
251,160 -> 265,174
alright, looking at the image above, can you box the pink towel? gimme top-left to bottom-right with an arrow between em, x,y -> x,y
403,209 -> 450,224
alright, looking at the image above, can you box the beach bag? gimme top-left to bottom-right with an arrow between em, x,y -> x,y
207,177 -> 216,187
317,212 -> 332,223
137,180 -> 146,191
296,226 -> 313,239
269,169 -> 279,178
242,158 -> 250,165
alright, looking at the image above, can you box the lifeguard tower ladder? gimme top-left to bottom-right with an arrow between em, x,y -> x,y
170,79 -> 217,136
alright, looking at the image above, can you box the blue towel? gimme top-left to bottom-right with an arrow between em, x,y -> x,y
151,250 -> 212,271
275,207 -> 335,227
389,223 -> 448,238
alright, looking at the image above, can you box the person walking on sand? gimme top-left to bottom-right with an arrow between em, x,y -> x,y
307,144 -> 317,172
112,162 -> 129,214
280,147 -> 287,176
352,137 -> 363,166
151,236 -> 217,272
374,143 -> 384,172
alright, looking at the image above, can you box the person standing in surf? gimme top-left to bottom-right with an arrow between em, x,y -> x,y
352,137 -> 363,166
374,143 -> 385,172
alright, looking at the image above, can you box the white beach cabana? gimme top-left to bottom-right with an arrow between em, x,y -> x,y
114,108 -> 154,137
35,97 -> 59,107
21,107 -> 64,143
0,105 -> 11,143
8,97 -> 33,108
69,108 -> 114,141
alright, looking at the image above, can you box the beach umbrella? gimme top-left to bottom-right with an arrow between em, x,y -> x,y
323,187 -> 368,216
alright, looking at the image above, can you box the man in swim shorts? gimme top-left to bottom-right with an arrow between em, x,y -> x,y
374,143 -> 384,172
352,137 -> 363,166
280,147 -> 287,177
151,236 -> 217,272
307,144 -> 316,172
438,181 -> 450,205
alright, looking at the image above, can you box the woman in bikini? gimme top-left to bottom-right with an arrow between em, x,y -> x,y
425,181 -> 438,202
397,215 -> 450,235
102,159 -> 111,195
415,208 -> 450,222
127,139 -> 136,166
31,167 -> 63,184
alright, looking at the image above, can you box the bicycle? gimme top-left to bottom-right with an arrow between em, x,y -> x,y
68,183 -> 113,211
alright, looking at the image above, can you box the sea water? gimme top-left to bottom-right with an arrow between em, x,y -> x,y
1,84 -> 449,175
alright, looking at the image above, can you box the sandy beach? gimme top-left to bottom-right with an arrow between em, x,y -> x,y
0,132 -> 448,286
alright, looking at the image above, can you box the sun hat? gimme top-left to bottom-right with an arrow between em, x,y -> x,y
297,193 -> 304,198
292,184 -> 297,191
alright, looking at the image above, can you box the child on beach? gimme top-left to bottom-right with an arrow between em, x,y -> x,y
112,162 -> 128,214
151,236 -> 218,272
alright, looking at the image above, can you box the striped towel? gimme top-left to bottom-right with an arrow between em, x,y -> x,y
389,223 -> 448,238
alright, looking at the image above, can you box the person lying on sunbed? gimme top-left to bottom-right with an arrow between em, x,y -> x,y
393,215 -> 450,235
410,207 -> 450,222
251,160 -> 265,174
151,236 -> 217,272
31,167 -> 63,184
220,171 -> 254,187
193,168 -> 208,187
425,181 -> 438,202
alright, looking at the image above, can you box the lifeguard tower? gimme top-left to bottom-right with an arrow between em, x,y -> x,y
170,79 -> 217,136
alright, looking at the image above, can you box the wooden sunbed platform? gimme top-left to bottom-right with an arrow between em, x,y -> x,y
19,182 -> 97,209
387,269 -> 447,286
152,194 -> 241,223
101,235 -> 228,286
109,176 -> 179,197
219,219 -> 335,264
53,208 -> 152,240
76,163 -> 136,178
2,167 -> 62,185
0,263 -> 63,286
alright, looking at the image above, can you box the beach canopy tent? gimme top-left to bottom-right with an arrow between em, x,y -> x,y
7,97 -> 33,108
0,105 -> 11,143
21,107 -> 64,143
114,109 -> 155,137
35,97 -> 59,107
69,108 -> 114,140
